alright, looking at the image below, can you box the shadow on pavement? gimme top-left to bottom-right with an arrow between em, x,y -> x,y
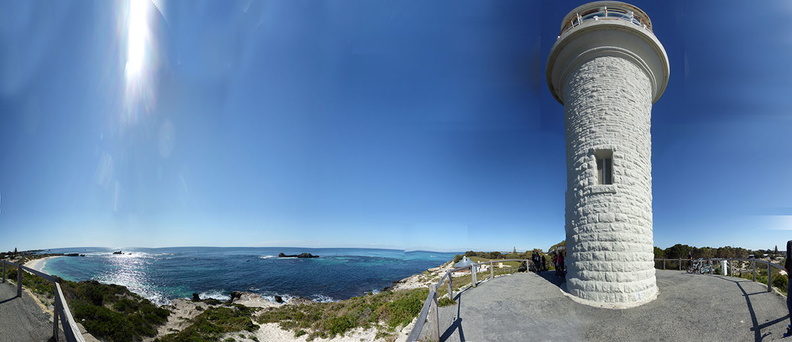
439,293 -> 465,342
536,270 -> 566,288
711,275 -> 787,342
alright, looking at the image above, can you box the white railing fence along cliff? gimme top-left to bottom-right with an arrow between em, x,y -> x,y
407,259 -> 531,341
1,260 -> 85,342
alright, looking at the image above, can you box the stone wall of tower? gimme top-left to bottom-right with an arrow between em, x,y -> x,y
562,55 -> 657,304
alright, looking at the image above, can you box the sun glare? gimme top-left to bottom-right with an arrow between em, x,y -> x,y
125,0 -> 149,81
122,0 -> 159,125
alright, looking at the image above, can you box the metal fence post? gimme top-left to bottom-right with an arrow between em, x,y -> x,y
678,259 -> 682,271
663,259 -> 666,270
17,264 -> 22,298
471,265 -> 477,287
752,259 -> 756,282
490,261 -> 494,280
2,262 -> 5,283
767,262 -> 772,292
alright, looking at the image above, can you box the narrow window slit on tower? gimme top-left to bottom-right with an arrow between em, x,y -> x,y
595,150 -> 613,185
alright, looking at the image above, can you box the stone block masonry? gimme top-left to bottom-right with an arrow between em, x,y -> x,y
546,1 -> 669,307
563,56 -> 656,304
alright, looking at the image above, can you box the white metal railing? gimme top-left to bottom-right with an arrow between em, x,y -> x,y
1,260 -> 86,342
654,258 -> 786,293
407,259 -> 531,341
560,5 -> 651,35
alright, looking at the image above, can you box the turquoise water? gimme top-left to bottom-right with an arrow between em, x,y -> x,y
40,247 -> 456,305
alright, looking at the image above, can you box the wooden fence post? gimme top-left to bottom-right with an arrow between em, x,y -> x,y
490,261 -> 494,280
752,259 -> 756,282
2,262 -> 5,283
17,264 -> 22,298
447,272 -> 453,301
767,262 -> 772,292
53,291 -> 61,341
433,285 -> 440,341
678,259 -> 682,271
471,265 -> 477,287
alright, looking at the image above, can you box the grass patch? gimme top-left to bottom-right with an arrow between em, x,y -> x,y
438,297 -> 456,307
157,304 -> 258,342
257,288 -> 428,340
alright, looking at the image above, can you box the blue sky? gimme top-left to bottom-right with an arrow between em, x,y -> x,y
0,0 -> 789,252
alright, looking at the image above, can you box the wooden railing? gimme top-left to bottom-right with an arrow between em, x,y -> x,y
407,259 -> 530,342
1,260 -> 85,342
654,258 -> 786,293
409,257 -> 786,341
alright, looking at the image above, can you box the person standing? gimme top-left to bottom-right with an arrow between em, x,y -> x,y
785,240 -> 792,337
541,254 -> 547,272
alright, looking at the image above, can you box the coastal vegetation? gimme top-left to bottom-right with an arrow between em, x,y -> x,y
2,244 -> 787,341
257,287 -> 428,341
6,265 -> 169,342
156,304 -> 258,341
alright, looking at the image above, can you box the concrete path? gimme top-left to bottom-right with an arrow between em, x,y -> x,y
426,270 -> 790,342
0,281 -> 60,342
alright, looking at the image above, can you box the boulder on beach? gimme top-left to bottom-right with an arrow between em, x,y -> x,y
274,295 -> 283,304
192,293 -> 200,302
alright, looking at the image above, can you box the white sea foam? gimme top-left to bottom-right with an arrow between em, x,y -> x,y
259,255 -> 276,259
311,294 -> 336,303
199,290 -> 231,301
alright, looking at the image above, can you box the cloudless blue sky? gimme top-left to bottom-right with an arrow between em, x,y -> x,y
0,0 -> 790,252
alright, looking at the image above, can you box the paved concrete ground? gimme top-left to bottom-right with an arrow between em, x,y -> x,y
424,270 -> 790,342
0,281 -> 61,342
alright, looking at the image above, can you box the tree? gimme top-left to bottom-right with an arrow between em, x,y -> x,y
664,244 -> 692,259
775,245 -> 779,259
653,246 -> 665,259
548,240 -> 566,253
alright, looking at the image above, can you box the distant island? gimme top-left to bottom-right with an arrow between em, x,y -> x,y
278,252 -> 319,258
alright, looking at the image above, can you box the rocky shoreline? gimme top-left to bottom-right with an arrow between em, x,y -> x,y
20,254 -> 454,342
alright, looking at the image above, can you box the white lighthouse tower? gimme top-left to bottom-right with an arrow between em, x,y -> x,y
546,1 -> 669,307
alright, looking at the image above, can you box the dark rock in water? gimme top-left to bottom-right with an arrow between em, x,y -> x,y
230,291 -> 243,302
192,293 -> 201,302
381,286 -> 392,292
278,252 -> 319,258
274,295 -> 284,303
65,253 -> 80,257
112,251 -> 123,255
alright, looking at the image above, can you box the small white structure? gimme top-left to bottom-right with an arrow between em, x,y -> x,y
546,1 -> 669,307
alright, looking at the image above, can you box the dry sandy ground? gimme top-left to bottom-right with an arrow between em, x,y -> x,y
390,261 -> 453,291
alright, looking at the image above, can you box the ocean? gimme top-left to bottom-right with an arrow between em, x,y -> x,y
39,247 -> 457,306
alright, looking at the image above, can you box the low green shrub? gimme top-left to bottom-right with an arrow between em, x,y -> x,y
158,305 -> 258,342
258,288 -> 428,340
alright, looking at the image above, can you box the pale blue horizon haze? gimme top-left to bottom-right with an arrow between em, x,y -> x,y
0,0 -> 790,252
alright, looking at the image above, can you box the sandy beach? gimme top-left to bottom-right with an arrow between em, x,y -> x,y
23,255 -> 61,273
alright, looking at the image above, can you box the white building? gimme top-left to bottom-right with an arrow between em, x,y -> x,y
546,1 -> 670,307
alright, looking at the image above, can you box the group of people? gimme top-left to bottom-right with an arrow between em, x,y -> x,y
529,250 -> 565,277
552,251 -> 565,277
